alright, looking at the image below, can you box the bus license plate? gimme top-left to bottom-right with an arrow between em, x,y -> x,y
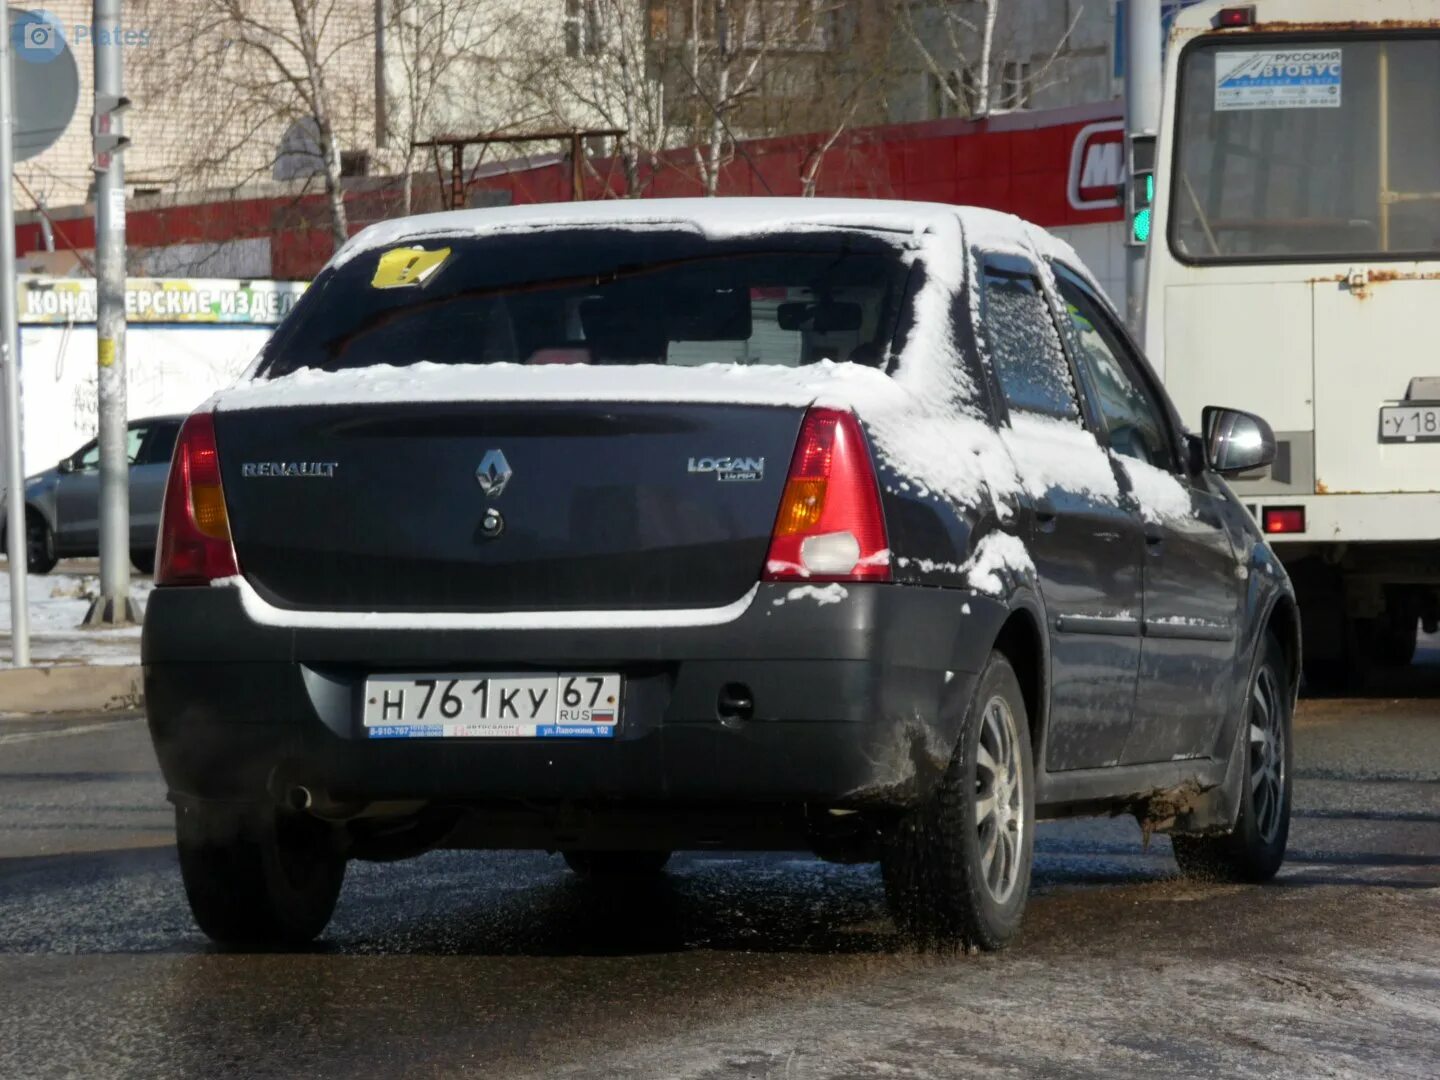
363,672 -> 621,739
1379,405 -> 1440,443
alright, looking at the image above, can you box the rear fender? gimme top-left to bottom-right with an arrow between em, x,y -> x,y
858,584 -> 1045,808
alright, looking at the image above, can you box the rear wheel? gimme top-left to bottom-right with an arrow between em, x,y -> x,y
561,850 -> 671,878
176,802 -> 347,946
1174,633 -> 1292,882
24,514 -> 57,574
881,651 -> 1035,950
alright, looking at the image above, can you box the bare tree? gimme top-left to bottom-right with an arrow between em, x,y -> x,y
764,3 -> 902,196
383,0 -> 506,214
798,88 -> 869,196
900,0 -> 1082,119
505,1 -> 674,198
687,1 -> 761,195
130,0 -> 376,252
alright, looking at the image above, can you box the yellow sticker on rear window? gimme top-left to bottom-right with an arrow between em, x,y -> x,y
371,246 -> 452,290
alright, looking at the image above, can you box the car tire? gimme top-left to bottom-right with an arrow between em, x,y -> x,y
131,549 -> 155,576
175,801 -> 347,947
561,850 -> 671,878
24,514 -> 57,575
1173,633 -> 1292,883
880,650 -> 1035,951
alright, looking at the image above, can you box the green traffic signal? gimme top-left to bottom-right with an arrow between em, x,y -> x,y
1130,173 -> 1155,243
1132,207 -> 1152,244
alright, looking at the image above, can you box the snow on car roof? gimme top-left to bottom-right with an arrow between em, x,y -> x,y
336,198 -> 1038,269
332,196 -> 1109,307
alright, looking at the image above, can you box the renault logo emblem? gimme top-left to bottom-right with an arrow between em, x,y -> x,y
476,450 -> 512,497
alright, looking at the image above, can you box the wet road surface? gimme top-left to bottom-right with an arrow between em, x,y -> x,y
0,699 -> 1435,1079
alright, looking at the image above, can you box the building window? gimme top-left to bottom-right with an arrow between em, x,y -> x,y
999,60 -> 1032,110
565,0 -> 603,58
341,150 -> 370,178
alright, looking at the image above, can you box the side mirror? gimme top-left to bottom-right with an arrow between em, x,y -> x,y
1201,406 -> 1275,476
57,457 -> 75,475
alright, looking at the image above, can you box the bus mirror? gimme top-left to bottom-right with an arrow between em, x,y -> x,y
1202,406 -> 1276,476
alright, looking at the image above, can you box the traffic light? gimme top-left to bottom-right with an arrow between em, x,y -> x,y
1126,134 -> 1156,246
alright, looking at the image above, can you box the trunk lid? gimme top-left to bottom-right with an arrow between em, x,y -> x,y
214,402 -> 804,611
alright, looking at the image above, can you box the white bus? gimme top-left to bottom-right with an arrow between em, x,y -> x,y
1146,0 -> 1440,686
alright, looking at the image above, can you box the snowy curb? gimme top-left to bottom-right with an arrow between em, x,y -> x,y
0,665 -> 143,716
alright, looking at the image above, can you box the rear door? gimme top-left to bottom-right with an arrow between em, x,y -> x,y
1056,268 -> 1240,765
55,425 -> 149,555
53,440 -> 101,554
978,254 -> 1145,772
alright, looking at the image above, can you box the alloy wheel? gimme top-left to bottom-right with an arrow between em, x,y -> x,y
1249,665 -> 1286,844
975,694 -> 1025,905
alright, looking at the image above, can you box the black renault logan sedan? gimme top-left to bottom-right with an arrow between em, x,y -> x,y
144,199 -> 1297,949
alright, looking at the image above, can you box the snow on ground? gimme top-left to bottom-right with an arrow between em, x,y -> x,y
0,565 -> 147,666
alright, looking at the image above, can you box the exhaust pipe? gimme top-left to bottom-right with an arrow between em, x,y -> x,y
286,784 -> 314,812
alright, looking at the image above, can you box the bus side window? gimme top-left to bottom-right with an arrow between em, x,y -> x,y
1054,273 -> 1177,472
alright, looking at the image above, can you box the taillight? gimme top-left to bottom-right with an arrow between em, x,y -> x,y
1216,6 -> 1255,27
764,408 -> 890,582
155,411 -> 239,585
1261,506 -> 1305,536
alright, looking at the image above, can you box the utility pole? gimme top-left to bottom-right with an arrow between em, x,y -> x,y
84,0 -> 136,627
0,14 -> 28,665
1123,0 -> 1163,335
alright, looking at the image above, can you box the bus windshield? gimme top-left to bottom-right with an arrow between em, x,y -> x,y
1172,35 -> 1440,263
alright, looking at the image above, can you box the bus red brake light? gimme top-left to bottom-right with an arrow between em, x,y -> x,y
1262,506 -> 1305,536
156,411 -> 240,585
1217,6 -> 1255,27
765,408 -> 890,583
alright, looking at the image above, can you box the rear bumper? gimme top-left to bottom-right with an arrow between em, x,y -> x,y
144,582 -> 1001,813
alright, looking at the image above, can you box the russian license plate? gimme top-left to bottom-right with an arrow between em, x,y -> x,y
1379,404 -> 1440,442
363,672 -> 622,739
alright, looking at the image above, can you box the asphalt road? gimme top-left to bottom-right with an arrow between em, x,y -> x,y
0,695 -> 1435,1078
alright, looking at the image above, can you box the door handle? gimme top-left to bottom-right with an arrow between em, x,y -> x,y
1144,528 -> 1165,550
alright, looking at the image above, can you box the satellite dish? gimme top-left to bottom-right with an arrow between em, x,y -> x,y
274,117 -> 325,181
8,9 -> 80,162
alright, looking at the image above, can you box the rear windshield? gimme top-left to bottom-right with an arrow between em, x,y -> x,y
260,229 -> 913,378
1172,35 -> 1440,263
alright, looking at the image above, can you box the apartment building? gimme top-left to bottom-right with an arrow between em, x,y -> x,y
12,1 -> 1127,276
